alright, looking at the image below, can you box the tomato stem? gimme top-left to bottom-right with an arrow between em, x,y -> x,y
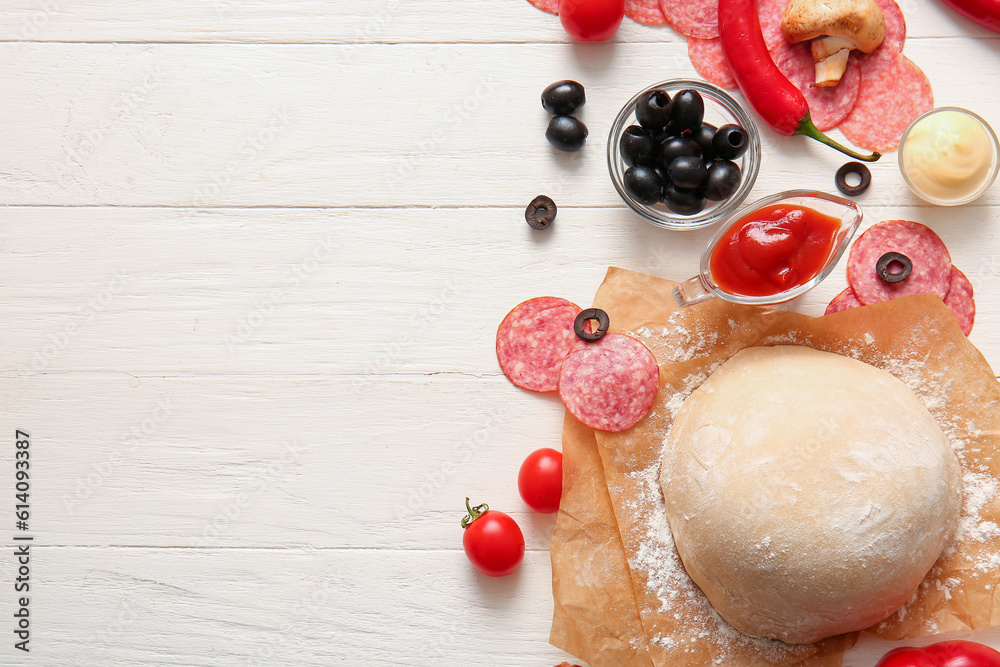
461,497 -> 489,529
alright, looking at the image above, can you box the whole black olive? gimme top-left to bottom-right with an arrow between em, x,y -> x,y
619,125 -> 658,167
545,115 -> 588,151
635,89 -> 672,134
623,165 -> 663,205
703,160 -> 742,201
667,156 -> 708,190
692,123 -> 718,162
663,184 -> 707,216
712,124 -> 749,160
657,136 -> 702,171
541,80 -> 586,115
670,90 -> 705,134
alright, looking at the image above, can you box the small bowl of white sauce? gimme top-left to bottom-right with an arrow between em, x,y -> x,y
898,107 -> 999,206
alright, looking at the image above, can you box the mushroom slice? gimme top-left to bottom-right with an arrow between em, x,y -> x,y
782,0 -> 886,87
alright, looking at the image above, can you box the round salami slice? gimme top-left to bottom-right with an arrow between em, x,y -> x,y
659,0 -> 719,38
874,0 -> 906,52
497,296 -> 582,393
559,333 -> 659,432
770,42 -> 861,132
526,0 -> 559,15
944,266 -> 975,336
688,37 -> 738,90
839,51 -> 933,153
626,0 -> 669,25
847,220 -> 952,305
758,0 -> 791,50
825,286 -> 863,315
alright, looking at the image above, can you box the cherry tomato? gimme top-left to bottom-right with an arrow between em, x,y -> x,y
518,448 -> 563,513
876,640 -> 1000,667
461,498 -> 524,577
558,0 -> 625,42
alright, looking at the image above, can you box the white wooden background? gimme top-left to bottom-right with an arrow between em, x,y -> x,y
1,1 -> 999,665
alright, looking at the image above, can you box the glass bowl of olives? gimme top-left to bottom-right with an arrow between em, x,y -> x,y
607,79 -> 761,231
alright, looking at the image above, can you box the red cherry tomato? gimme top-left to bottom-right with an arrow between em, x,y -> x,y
461,498 -> 524,577
876,640 -> 1000,667
518,448 -> 563,513
557,0 -> 625,42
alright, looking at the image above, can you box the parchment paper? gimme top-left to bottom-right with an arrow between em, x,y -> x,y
550,267 -> 1000,667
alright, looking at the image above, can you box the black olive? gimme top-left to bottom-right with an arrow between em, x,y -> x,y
619,125 -> 658,167
574,308 -> 610,341
835,162 -> 872,196
703,160 -> 742,201
623,165 -> 663,205
635,89 -> 673,134
525,195 -> 557,230
667,156 -> 708,190
663,184 -> 707,216
876,252 -> 912,283
545,115 -> 588,151
670,89 -> 705,134
692,123 -> 718,162
712,124 -> 748,160
658,136 -> 702,171
541,80 -> 586,115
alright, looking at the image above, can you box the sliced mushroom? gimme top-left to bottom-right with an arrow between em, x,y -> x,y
782,0 -> 886,87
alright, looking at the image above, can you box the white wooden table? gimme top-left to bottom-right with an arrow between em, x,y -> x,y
1,1 -> 999,665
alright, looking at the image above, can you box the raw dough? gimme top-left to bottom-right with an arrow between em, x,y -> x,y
659,345 -> 962,645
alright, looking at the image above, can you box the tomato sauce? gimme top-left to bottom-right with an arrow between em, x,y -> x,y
709,204 -> 842,297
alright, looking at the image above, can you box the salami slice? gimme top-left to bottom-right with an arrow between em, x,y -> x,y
626,0 -> 669,25
839,51 -> 933,153
758,0 -> 791,50
688,37 -> 738,89
825,286 -> 863,315
558,333 -> 659,432
526,0 -> 559,14
770,42 -> 861,132
847,220 -> 952,305
874,0 -> 906,52
659,0 -> 719,38
496,296 -> 582,393
944,266 -> 976,336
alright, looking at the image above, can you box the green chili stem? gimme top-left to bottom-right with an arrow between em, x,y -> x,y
796,114 -> 882,163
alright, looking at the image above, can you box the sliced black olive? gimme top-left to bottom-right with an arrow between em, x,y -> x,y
635,89 -> 672,134
692,123 -> 718,162
545,115 -> 588,151
712,124 -> 748,160
623,165 -> 663,205
670,90 -> 705,133
876,252 -> 912,283
663,184 -> 707,216
657,136 -> 702,171
541,80 -> 586,115
619,125 -> 658,167
704,160 -> 742,201
574,308 -> 610,341
667,156 -> 708,190
525,195 -> 557,230
835,162 -> 872,196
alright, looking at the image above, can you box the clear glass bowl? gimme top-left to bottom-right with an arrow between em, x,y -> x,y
607,79 -> 761,231
672,190 -> 864,307
898,107 -> 1000,206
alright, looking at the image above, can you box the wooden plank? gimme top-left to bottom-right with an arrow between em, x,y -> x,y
0,206 -> 996,376
0,0 -> 991,43
2,40 -> 998,208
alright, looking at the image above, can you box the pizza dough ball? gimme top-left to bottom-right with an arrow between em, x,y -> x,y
660,345 -> 961,645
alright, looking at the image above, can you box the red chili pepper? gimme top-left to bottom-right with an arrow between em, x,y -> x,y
717,0 -> 881,162
875,639 -> 1000,667
938,0 -> 1000,33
